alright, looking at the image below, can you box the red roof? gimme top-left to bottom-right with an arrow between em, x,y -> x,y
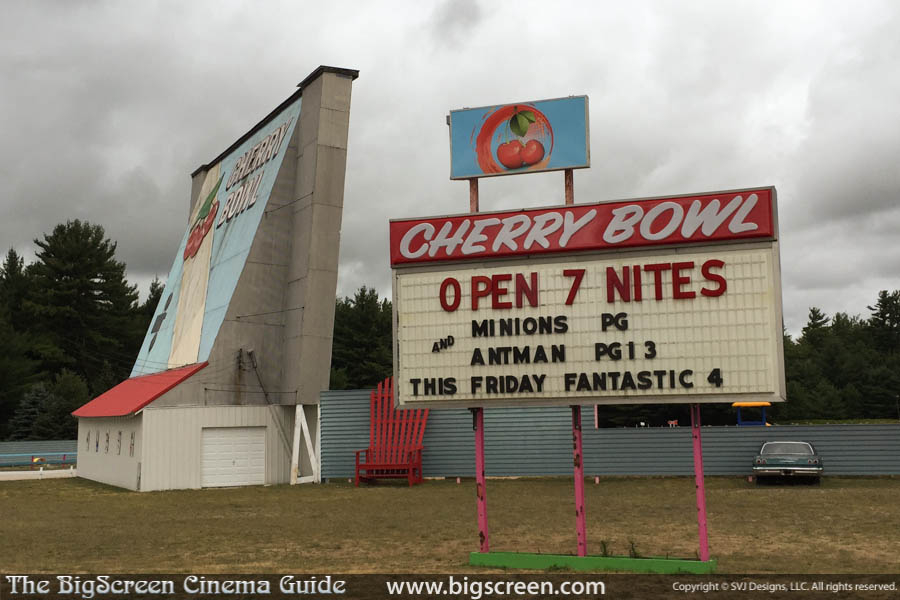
72,362 -> 208,418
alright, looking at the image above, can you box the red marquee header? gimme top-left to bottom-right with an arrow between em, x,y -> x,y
390,187 -> 775,266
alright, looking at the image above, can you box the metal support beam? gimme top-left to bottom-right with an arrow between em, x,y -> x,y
290,403 -> 303,484
469,179 -> 479,213
290,403 -> 318,485
300,405 -> 318,482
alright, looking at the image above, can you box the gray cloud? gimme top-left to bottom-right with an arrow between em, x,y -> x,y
429,0 -> 484,49
1,0 -> 898,339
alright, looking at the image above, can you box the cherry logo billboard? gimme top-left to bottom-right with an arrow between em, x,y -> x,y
449,96 -> 589,179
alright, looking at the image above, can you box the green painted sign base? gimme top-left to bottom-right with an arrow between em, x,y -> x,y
469,551 -> 717,574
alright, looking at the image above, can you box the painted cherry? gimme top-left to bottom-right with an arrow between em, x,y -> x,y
183,228 -> 198,261
496,140 -> 524,169
521,140 -> 545,165
183,200 -> 219,261
191,226 -> 202,257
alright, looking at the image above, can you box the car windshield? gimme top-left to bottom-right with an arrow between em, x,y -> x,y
761,442 -> 814,455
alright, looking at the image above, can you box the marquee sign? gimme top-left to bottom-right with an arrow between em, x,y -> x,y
391,187 -> 785,408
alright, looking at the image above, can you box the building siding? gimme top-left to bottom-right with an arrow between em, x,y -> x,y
140,405 -> 295,491
321,389 -> 900,479
76,416 -> 143,490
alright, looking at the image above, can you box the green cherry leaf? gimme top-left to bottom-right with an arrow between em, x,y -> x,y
510,113 -> 531,137
516,113 -> 531,135
509,114 -> 526,137
196,175 -> 223,224
521,110 -> 536,123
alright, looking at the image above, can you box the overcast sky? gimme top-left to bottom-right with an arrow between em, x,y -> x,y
1,0 -> 898,336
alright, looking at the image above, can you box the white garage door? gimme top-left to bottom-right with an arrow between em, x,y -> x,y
201,427 -> 266,487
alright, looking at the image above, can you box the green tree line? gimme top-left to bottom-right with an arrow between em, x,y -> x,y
594,294 -> 900,427
330,288 -> 900,427
0,220 -> 160,440
2,219 -> 898,440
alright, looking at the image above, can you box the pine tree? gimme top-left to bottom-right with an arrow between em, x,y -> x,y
141,277 -> 164,321
0,309 -> 39,439
800,307 -> 830,348
8,371 -> 89,441
8,383 -> 52,441
868,290 -> 900,355
0,247 -> 31,328
91,360 -> 119,397
25,220 -> 140,392
41,370 -> 89,439
329,286 -> 393,389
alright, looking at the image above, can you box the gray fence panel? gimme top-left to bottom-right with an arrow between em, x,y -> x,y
319,390 -> 371,481
421,408 -> 474,477
586,424 -> 900,475
320,392 -> 575,478
583,427 -> 693,475
589,424 -> 900,475
320,390 -> 900,479
0,440 -> 77,454
484,407 -> 572,476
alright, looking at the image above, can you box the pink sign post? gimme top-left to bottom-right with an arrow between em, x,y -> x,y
469,180 -> 489,554
690,404 -> 710,562
473,407 -> 490,553
572,405 -> 587,556
567,168 -> 586,557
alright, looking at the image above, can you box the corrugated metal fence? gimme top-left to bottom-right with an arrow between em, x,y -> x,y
0,440 -> 77,454
0,440 -> 78,467
321,389 -> 900,479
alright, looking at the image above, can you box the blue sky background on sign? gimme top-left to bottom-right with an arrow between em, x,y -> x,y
1,1 -> 898,336
449,96 -> 588,178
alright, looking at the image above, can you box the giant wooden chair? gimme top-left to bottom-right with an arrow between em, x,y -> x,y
354,377 -> 429,486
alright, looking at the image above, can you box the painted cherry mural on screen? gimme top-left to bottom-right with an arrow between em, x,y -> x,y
183,176 -> 222,261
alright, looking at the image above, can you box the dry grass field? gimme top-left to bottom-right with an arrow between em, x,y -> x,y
1,476 -> 898,574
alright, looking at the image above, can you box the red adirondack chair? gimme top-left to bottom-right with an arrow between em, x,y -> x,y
355,377 -> 429,486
